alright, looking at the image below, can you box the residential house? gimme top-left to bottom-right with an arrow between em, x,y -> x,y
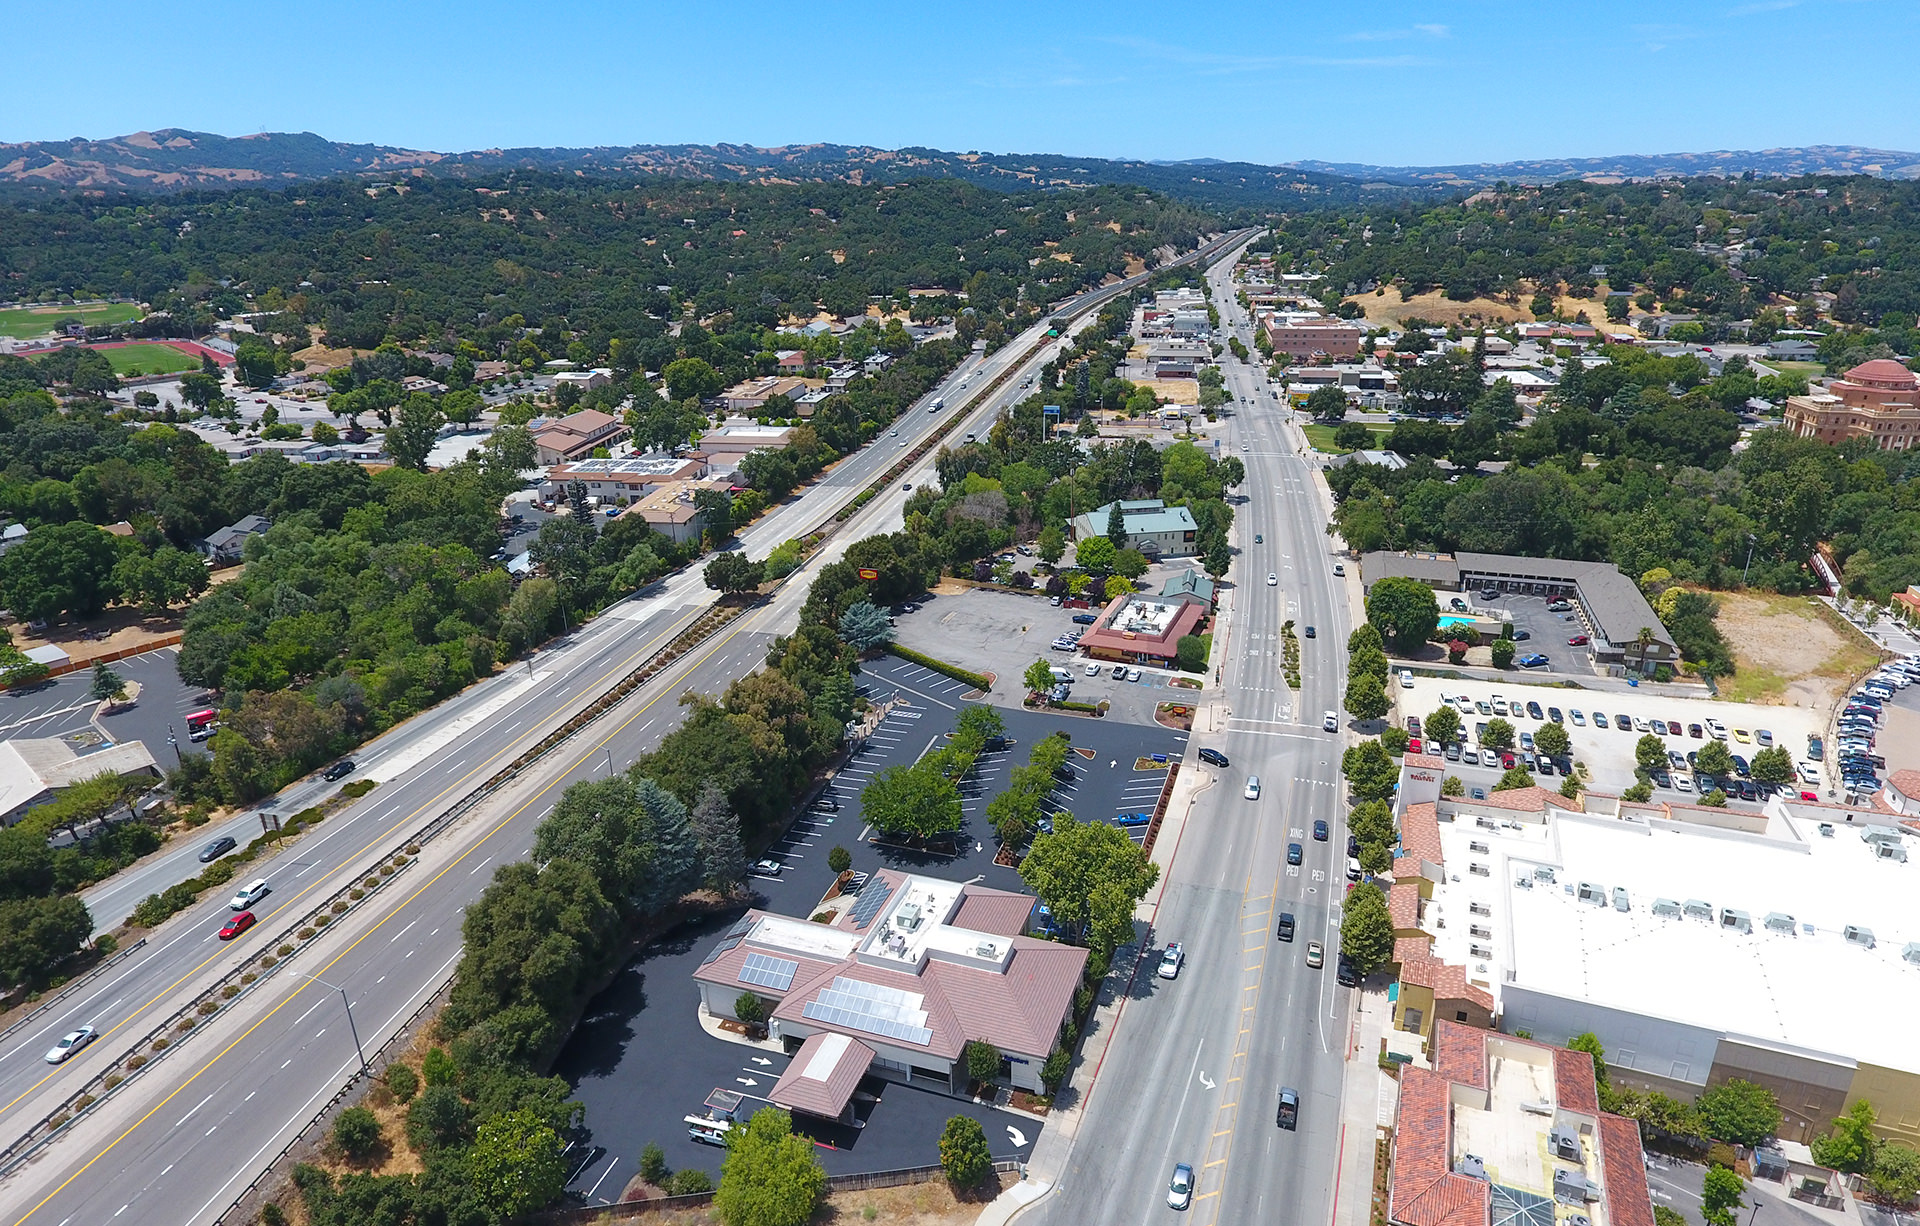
197,514 -> 272,563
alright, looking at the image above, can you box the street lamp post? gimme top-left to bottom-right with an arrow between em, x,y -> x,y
1742,534 -> 1758,585
296,973 -> 369,1075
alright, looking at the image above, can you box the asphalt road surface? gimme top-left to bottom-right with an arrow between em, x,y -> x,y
0,232 -> 1255,1226
1026,240 -> 1359,1226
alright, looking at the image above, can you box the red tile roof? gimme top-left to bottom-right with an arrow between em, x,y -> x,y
1391,1066 -> 1492,1226
1405,753 -> 1445,769
1475,786 -> 1582,814
1396,802 -> 1444,879
1389,882 -> 1423,931
1431,1020 -> 1488,1089
1598,1115 -> 1657,1226
949,889 -> 1037,937
1395,939 -> 1495,1013
932,941 -> 1087,1059
768,1032 -> 875,1119
1554,1046 -> 1602,1114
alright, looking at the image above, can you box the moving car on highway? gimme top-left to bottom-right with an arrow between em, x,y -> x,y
44,1026 -> 96,1064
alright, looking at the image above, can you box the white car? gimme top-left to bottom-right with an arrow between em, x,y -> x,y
230,878 -> 271,909
1267,573 -> 1278,586
1244,776 -> 1261,800
1398,670 -> 1414,689
1168,1163 -> 1194,1211
44,1026 -> 96,1064
1085,662 -> 1101,677
1127,667 -> 1142,682
1323,710 -> 1338,732
750,859 -> 783,877
1705,718 -> 1728,739
1797,761 -> 1821,786
1158,942 -> 1185,979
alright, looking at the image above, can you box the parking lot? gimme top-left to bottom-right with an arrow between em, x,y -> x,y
2,646 -> 207,770
555,697 -> 1184,1201
1396,674 -> 1829,803
1431,591 -> 1600,676
889,585 -> 1201,725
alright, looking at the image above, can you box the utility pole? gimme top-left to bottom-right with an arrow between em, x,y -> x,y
297,973 -> 369,1075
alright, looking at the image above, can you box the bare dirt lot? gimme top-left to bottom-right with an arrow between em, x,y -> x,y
602,1173 -> 1020,1226
1713,592 -> 1887,709
1351,288 -> 1638,336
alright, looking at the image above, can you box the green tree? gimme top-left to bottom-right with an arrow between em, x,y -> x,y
1424,705 -> 1461,747
1344,672 -> 1390,723
1750,746 -> 1794,786
330,1106 -> 382,1161
0,520 -> 123,622
1333,422 -> 1373,451
234,342 -> 281,389
1019,813 -> 1159,952
837,600 -> 893,650
405,1084 -> 470,1153
1635,734 -> 1669,774
383,1062 -> 418,1104
531,775 -> 701,914
469,1109 -> 567,1219
705,552 -> 767,595
1811,1099 -> 1879,1174
1341,740 -> 1398,803
940,1114 -> 993,1189
0,895 -> 93,988
640,1142 -> 671,1186
1694,739 -> 1734,779
1340,881 -> 1393,973
715,1108 -> 827,1226
1495,765 -> 1535,791
384,394 -> 444,471
1074,534 -> 1117,574
1105,500 -> 1128,549
1870,1145 -> 1920,1203
113,545 -> 211,615
1567,1032 -> 1610,1089
1306,384 -> 1349,422
1103,574 -> 1134,601
1175,634 -> 1210,673
1534,722 -> 1571,759
1701,1166 -> 1745,1226
179,369 -> 223,410
664,357 -> 724,403
671,1169 -> 716,1195
1037,526 -> 1065,563
89,662 -> 127,702
1348,800 -> 1395,848
861,760 -> 963,839
1701,788 -> 1729,807
1113,549 -> 1149,580
1697,1080 -> 1783,1147
1364,577 -> 1440,653
1489,638 -> 1516,669
965,1040 -> 1002,1086
1024,659 -> 1057,694
735,991 -> 770,1030
1622,780 -> 1654,803
827,845 -> 852,874
1481,718 -> 1515,750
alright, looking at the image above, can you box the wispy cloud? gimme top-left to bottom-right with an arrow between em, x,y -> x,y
1344,23 -> 1450,42
1101,35 -> 1431,73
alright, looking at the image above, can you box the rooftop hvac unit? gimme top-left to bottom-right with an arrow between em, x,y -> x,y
1471,862 -> 1491,877
1720,908 -> 1753,934
1683,899 -> 1714,922
1653,898 -> 1682,918
1845,925 -> 1876,949
1903,942 -> 1920,966
1550,1126 -> 1581,1160
1568,1215 -> 1594,1226
1478,817 -> 1498,830
1764,912 -> 1796,934
1458,1154 -> 1489,1181
1471,944 -> 1493,959
1471,925 -> 1492,940
1876,843 -> 1909,863
1470,902 -> 1492,916
1521,1100 -> 1553,1116
976,942 -> 998,958
897,903 -> 923,930
1471,841 -> 1490,854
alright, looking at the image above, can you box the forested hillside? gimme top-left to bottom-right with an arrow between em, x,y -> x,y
1273,176 -> 1920,326
0,172 -> 1213,354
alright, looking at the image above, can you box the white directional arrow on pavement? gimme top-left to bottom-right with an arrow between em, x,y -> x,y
1007,1125 -> 1029,1148
736,1077 -> 759,1087
1199,1071 -> 1216,1090
751,1057 -> 773,1066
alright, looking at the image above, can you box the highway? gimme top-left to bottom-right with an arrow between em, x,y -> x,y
0,230 -> 1254,1225
1027,241 -> 1360,1226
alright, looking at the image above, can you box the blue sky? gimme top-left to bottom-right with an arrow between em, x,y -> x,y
12,1 -> 1916,166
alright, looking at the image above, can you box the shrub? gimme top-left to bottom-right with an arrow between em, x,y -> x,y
331,900 -> 349,914
297,927 -> 315,939
827,845 -> 852,874
241,972 -> 257,984
198,1000 -> 219,1015
668,1169 -> 714,1195
221,984 -> 239,999
104,1073 -> 122,1090
341,779 -> 377,799
332,1106 -> 383,1160
315,914 -> 331,927
126,1055 -> 147,1070
883,643 -> 991,691
260,956 -> 276,969
277,944 -> 294,957
151,1037 -> 169,1051
47,1112 -> 70,1130
1041,1045 -> 1072,1091
940,1114 -> 993,1188
74,1093 -> 96,1110
640,1142 -> 670,1185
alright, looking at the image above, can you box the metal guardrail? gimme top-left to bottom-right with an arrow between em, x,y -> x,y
0,604 -> 751,1177
0,939 -> 148,1047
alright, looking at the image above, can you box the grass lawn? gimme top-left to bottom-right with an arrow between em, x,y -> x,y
1303,422 -> 1391,453
0,301 -> 142,340
1763,359 -> 1824,380
101,343 -> 200,376
1713,590 -> 1885,706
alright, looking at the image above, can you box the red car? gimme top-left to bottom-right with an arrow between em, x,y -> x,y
1408,737 -> 1423,754
219,911 -> 257,941
1567,635 -> 1589,646
1501,752 -> 1517,769
1800,790 -> 1819,802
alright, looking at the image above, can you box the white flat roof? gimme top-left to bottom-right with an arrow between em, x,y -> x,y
1431,807 -> 1920,1074
750,915 -> 859,962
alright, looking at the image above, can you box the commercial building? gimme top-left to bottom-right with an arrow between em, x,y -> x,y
625,480 -> 711,544
1387,757 -> 1920,1148
1073,590 -> 1210,667
1782,359 -> 1920,451
1070,500 -> 1200,559
0,738 -> 161,827
1390,1021 -> 1655,1226
694,424 -> 793,466
1263,320 -> 1363,359
720,376 -> 816,413
550,368 -> 612,394
529,409 -> 628,465
1359,552 -> 1677,672
544,455 -> 710,505
692,871 -> 1085,1113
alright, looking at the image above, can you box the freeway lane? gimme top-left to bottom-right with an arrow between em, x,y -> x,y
1,232 -> 1255,1224
1027,241 -> 1357,1226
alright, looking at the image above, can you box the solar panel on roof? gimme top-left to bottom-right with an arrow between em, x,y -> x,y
738,952 -> 799,992
800,976 -> 933,1046
700,915 -> 756,966
848,877 -> 896,929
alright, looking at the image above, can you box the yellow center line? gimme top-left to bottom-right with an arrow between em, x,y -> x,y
0,611 -> 694,1132
12,617 -> 754,1225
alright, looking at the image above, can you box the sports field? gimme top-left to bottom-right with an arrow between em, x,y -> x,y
101,342 -> 201,376
0,301 -> 142,339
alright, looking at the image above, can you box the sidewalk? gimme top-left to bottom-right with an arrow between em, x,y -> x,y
1330,984 -> 1399,1226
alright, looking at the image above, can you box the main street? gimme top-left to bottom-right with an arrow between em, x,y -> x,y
1027,243 -> 1359,1226
0,231 -> 1255,1225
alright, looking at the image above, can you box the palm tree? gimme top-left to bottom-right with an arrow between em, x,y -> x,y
1635,626 -> 1656,676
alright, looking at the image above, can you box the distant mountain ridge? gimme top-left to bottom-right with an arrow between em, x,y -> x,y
1286,144 -> 1920,186
2,129 -> 1916,205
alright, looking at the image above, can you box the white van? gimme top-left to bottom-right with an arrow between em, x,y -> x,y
1049,666 -> 1073,683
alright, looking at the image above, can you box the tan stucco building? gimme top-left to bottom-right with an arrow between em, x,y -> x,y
1783,358 -> 1920,451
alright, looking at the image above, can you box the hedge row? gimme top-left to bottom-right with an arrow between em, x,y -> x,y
883,643 -> 991,692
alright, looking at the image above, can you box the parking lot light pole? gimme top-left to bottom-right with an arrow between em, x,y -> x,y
296,972 -> 369,1075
